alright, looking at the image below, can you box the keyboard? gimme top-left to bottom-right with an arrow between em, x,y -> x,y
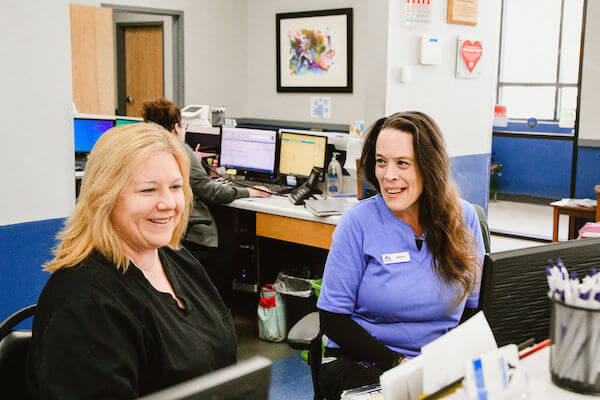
259,182 -> 293,194
235,178 -> 293,194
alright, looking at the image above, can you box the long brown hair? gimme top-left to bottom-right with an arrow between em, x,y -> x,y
359,111 -> 480,306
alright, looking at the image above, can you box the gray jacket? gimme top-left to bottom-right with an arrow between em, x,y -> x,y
184,144 -> 249,247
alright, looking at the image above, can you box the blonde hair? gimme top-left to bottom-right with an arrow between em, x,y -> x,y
45,122 -> 192,272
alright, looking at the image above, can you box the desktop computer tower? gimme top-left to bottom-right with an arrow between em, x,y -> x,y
231,232 -> 259,293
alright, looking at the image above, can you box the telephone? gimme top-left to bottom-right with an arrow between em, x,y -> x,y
289,167 -> 323,205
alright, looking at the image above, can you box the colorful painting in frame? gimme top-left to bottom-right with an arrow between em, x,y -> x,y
276,8 -> 353,93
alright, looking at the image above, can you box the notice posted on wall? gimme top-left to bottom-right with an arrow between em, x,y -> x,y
310,96 -> 331,119
456,38 -> 483,79
405,0 -> 432,25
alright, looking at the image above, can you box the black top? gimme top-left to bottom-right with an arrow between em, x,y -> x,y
27,247 -> 237,399
319,310 -> 404,370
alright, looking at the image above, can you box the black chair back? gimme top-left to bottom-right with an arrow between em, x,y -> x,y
0,304 -> 36,400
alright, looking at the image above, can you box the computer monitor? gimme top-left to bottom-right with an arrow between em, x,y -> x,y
219,126 -> 278,181
115,118 -> 140,126
278,130 -> 327,183
481,238 -> 600,347
186,131 -> 220,152
74,118 -> 114,153
139,356 -> 271,400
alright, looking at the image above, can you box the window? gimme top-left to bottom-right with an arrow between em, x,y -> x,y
497,0 -> 585,121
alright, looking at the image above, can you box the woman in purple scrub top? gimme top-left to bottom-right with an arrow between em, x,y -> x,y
317,112 -> 485,400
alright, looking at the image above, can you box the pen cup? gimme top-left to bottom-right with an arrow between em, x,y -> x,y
550,299 -> 600,394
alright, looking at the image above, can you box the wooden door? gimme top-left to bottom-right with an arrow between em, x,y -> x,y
70,4 -> 115,115
124,26 -> 163,117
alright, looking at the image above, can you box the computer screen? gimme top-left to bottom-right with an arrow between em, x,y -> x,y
139,356 -> 271,400
186,132 -> 220,152
74,118 -> 114,152
219,126 -> 278,178
278,131 -> 327,180
481,238 -> 600,347
115,118 -> 140,126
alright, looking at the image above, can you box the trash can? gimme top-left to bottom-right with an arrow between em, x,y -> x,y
272,270 -> 318,332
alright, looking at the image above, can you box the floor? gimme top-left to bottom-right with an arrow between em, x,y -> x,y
230,200 -> 569,398
487,199 -> 569,242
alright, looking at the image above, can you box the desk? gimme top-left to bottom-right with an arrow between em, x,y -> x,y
221,195 -> 356,292
521,347 -> 591,399
443,347 -> 591,399
551,204 -> 596,242
225,196 -> 357,249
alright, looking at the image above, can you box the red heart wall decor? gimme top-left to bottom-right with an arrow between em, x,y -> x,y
461,41 -> 482,73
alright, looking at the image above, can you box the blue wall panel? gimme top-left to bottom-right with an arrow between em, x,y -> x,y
0,218 -> 64,327
575,147 -> 600,198
450,153 -> 490,213
491,136 -> 573,198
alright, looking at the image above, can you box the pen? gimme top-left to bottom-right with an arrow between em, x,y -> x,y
518,338 -> 550,359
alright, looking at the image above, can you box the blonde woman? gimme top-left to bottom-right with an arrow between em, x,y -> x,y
27,123 -> 237,399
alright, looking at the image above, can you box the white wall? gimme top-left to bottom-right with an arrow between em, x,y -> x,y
0,1 -> 74,225
386,1 -> 501,157
0,0 -> 248,226
99,0 -> 249,114
245,0 -> 389,126
577,0 -> 600,145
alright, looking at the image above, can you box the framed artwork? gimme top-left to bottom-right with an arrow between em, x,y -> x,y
276,8 -> 353,93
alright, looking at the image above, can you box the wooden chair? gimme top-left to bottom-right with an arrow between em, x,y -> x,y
551,185 -> 599,242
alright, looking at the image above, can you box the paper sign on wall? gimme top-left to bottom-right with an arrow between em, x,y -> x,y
405,0 -> 432,25
456,38 -> 483,79
493,105 -> 508,127
559,108 -> 576,128
310,97 -> 331,119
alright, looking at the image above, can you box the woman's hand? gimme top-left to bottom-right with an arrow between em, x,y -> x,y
392,354 -> 409,368
248,186 -> 272,198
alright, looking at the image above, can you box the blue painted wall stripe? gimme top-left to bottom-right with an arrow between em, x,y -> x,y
0,218 -> 64,327
491,136 -> 573,198
575,147 -> 600,199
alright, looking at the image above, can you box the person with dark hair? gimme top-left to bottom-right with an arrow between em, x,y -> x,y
316,111 -> 485,399
142,99 -> 270,291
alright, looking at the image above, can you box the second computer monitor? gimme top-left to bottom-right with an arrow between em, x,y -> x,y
278,130 -> 327,182
219,126 -> 278,180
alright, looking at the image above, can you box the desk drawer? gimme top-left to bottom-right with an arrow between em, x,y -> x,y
256,213 -> 335,250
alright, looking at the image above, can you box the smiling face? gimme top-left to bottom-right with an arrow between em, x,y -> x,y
111,151 -> 185,256
375,128 -> 424,222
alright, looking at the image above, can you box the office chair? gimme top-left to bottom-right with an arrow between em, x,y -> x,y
0,304 -> 36,399
287,204 -> 491,400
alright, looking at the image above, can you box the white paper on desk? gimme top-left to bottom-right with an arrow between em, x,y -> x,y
380,355 -> 424,400
422,312 -> 497,394
551,198 -> 596,207
346,137 -> 364,170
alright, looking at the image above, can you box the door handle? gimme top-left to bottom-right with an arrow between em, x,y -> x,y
125,96 -> 133,104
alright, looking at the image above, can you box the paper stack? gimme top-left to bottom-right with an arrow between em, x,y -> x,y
304,198 -> 352,217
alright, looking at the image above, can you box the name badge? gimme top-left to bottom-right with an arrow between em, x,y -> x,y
381,252 -> 410,264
